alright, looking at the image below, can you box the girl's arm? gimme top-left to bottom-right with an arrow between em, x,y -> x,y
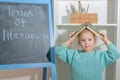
55,32 -> 77,64
101,43 -> 120,65
99,32 -> 110,45
63,31 -> 76,47
99,32 -> 120,65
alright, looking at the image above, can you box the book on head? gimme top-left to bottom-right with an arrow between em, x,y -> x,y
73,22 -> 100,37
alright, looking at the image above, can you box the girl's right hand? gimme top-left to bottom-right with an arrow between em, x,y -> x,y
63,31 -> 77,47
68,31 -> 77,42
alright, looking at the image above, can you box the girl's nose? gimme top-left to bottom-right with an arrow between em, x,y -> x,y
85,40 -> 89,44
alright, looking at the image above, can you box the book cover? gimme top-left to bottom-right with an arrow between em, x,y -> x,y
73,22 -> 99,37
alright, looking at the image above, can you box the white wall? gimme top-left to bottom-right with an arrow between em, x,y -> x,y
57,1 -> 107,24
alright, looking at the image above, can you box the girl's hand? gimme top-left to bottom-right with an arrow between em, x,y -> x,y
99,32 -> 110,45
68,31 -> 76,42
63,31 -> 77,47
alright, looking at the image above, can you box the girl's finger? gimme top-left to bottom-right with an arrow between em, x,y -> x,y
69,31 -> 76,38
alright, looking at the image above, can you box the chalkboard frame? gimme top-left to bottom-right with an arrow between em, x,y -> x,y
0,0 -> 55,73
0,0 -> 56,79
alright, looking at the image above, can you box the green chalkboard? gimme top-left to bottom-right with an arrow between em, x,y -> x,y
0,2 -> 50,64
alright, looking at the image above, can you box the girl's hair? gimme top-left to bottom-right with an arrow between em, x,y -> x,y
77,28 -> 96,45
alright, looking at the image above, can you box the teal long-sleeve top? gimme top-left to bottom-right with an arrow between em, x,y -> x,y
55,43 -> 120,80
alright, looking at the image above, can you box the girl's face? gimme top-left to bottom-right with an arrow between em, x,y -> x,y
78,30 -> 96,52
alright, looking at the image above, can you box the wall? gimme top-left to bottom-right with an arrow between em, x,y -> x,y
0,68 -> 51,80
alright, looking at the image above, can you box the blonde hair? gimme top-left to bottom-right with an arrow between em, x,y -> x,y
77,28 -> 96,45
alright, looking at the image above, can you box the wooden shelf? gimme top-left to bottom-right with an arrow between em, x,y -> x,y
56,23 -> 117,27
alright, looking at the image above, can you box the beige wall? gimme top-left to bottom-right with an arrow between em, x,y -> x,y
0,68 -> 51,80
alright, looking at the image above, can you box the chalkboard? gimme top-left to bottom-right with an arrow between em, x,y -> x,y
0,2 -> 50,64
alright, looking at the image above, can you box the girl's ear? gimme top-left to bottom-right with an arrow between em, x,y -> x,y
77,35 -> 81,45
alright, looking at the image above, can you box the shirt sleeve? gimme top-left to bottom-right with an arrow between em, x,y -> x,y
101,43 -> 120,66
55,43 -> 75,64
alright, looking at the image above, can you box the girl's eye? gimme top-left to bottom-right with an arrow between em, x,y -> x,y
89,39 -> 92,41
81,40 -> 85,41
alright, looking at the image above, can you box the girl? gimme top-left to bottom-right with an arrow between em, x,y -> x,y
55,25 -> 120,80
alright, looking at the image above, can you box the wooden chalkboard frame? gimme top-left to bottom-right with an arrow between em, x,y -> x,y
0,0 -> 56,80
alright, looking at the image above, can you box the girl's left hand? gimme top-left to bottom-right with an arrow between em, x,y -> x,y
99,32 -> 110,45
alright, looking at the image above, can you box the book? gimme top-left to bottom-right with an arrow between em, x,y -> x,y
73,22 -> 100,37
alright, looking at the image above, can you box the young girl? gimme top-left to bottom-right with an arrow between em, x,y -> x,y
55,27 -> 120,80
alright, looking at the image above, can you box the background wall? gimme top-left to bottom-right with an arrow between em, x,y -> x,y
0,68 -> 51,80
54,0 -> 120,80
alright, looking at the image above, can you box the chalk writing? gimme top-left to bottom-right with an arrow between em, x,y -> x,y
8,5 -> 33,28
3,28 -> 49,41
15,18 -> 25,28
8,5 -> 33,17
